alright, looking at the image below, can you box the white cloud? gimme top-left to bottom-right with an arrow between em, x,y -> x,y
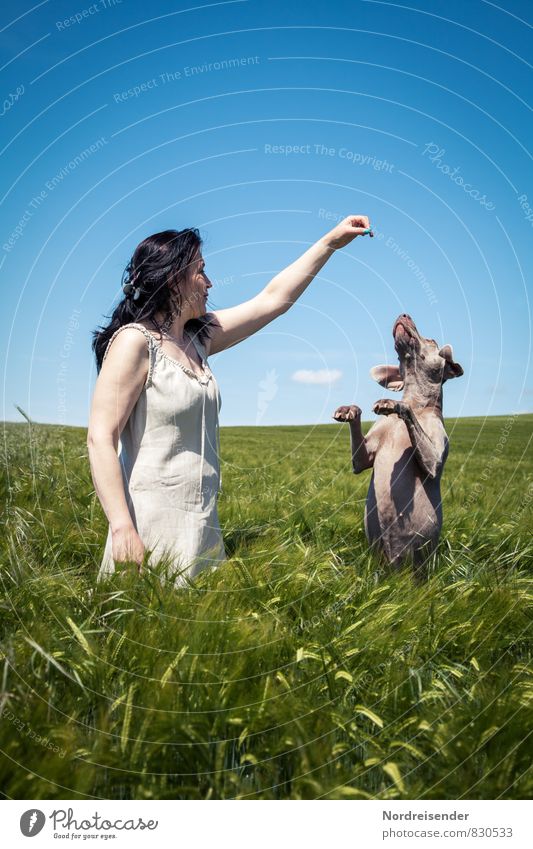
291,369 -> 342,385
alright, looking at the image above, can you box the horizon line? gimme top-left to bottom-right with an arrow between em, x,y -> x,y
2,411 -> 532,430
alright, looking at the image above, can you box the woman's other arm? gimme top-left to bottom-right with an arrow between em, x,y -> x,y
87,330 -> 149,567
206,215 -> 372,355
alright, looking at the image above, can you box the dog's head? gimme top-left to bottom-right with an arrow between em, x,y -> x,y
370,314 -> 463,399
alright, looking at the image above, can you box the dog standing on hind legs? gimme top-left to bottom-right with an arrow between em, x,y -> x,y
333,314 -> 464,577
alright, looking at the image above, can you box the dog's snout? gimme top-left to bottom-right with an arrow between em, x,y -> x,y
393,313 -> 413,335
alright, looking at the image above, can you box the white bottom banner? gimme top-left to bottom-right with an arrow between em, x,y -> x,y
3,799 -> 532,848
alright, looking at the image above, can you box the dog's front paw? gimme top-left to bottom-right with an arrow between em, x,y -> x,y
373,399 -> 411,419
373,398 -> 400,416
333,404 -> 361,422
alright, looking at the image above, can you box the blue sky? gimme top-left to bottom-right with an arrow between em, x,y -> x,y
2,0 -> 532,427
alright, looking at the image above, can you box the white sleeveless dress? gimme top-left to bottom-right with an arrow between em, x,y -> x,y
97,322 -> 225,586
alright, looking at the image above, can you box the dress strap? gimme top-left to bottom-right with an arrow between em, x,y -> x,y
102,323 -> 156,388
187,330 -> 208,365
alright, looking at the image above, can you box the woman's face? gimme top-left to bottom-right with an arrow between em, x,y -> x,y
180,250 -> 212,319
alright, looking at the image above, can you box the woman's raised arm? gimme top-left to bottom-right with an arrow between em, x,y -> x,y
206,215 -> 373,356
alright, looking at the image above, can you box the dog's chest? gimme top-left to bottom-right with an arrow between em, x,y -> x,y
371,416 -> 426,498
377,415 -> 412,456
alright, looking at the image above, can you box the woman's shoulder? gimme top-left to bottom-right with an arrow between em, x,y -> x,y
103,323 -> 155,361
101,325 -> 157,395
101,323 -> 155,387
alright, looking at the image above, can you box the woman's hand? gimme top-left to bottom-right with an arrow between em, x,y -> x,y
323,215 -> 374,250
112,525 -> 146,572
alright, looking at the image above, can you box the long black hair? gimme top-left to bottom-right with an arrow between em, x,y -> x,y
91,228 -> 212,372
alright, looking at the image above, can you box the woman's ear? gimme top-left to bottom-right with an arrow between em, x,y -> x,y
439,345 -> 464,379
369,365 -> 404,391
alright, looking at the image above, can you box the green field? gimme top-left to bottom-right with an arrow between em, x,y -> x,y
1,415 -> 532,800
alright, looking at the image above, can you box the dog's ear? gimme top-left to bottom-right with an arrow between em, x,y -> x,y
370,365 -> 404,391
439,345 -> 464,380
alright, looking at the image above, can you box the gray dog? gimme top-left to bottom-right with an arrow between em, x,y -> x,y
333,314 -> 463,573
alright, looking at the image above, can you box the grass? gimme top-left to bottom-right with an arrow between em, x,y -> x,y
0,414 -> 532,800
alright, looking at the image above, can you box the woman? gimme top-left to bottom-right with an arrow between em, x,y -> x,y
88,215 -> 373,586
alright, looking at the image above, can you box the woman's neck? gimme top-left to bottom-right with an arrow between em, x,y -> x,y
150,311 -> 191,345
